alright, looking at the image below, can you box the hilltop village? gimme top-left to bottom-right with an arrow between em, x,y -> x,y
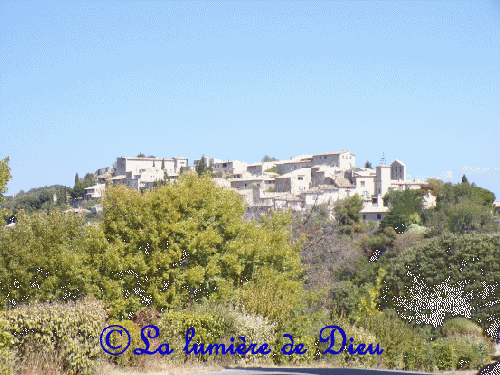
82,151 -> 437,222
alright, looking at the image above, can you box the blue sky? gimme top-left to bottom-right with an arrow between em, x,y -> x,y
1,0 -> 499,198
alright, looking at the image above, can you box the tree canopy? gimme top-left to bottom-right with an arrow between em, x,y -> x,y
381,233 -> 500,338
380,189 -> 423,233
262,155 -> 278,162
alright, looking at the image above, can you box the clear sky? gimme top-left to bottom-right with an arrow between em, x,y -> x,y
1,0 -> 499,198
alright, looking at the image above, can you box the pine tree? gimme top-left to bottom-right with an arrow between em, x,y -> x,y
364,161 -> 373,169
75,173 -> 79,185
462,174 -> 469,184
161,159 -> 165,169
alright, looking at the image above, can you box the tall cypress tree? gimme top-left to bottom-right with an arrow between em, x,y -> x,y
196,155 -> 207,176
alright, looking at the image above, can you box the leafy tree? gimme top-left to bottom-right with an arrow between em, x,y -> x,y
381,233 -> 500,338
0,210 -> 90,305
99,172 -> 304,319
425,181 -> 497,234
364,161 -> 373,169
137,153 -> 146,158
333,194 -> 364,226
147,155 -> 156,158
380,189 -> 423,233
262,155 -> 278,162
0,157 -> 12,223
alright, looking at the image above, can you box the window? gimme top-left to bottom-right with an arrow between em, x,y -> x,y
377,214 -> 382,220
361,181 -> 365,187
324,156 -> 327,159
298,176 -> 303,180
363,191 -> 369,197
363,215 -> 366,220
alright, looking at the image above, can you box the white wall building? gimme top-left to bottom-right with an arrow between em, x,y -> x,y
84,184 -> 106,200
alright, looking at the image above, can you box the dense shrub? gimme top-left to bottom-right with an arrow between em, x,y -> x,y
0,299 -> 106,375
357,310 -> 433,371
438,334 -> 493,370
105,319 -> 144,368
433,340 -> 457,370
442,317 -> 483,337
0,323 -> 14,375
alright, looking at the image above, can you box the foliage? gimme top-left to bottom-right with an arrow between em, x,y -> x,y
0,210 -> 90,306
333,194 -> 364,226
0,157 -> 11,217
0,299 -> 107,375
364,161 -> 372,169
433,340 -> 457,370
156,310 -> 226,361
380,189 -> 423,233
1,184 -> 70,217
196,154 -> 212,176
381,233 -> 500,337
100,172 -> 304,319
137,153 -> 146,158
106,319 -> 144,367
261,155 -> 278,162
264,166 -> 277,173
434,334 -> 492,370
357,309 -> 433,371
442,317 -> 483,337
423,180 -> 497,234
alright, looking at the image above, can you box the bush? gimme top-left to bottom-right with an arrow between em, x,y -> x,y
156,310 -> 226,362
229,310 -> 276,365
105,319 -> 144,368
0,299 -> 106,375
0,324 -> 14,375
312,313 -> 380,369
357,310 -> 433,371
433,340 -> 458,370
442,317 -> 483,337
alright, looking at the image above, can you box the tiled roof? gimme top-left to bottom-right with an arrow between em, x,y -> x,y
312,150 -> 353,157
391,159 -> 406,167
333,177 -> 356,188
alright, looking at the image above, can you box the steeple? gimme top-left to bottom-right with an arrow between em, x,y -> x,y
379,152 -> 386,166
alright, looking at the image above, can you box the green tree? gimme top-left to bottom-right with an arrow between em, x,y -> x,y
334,194 -> 364,226
380,189 -> 423,233
364,161 -> 373,169
161,158 -> 165,170
196,154 -> 209,176
262,155 -> 278,162
147,155 -> 156,158
462,174 -> 469,184
381,233 -> 500,338
425,181 -> 497,234
137,153 -> 145,158
100,172 -> 304,319
0,157 -> 12,223
0,210 -> 90,305
74,173 -> 79,185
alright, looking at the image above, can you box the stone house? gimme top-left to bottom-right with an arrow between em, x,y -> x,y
274,168 -> 312,195
84,183 -> 106,200
211,160 -> 248,175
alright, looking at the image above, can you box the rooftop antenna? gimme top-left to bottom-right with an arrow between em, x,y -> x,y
379,153 -> 386,166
